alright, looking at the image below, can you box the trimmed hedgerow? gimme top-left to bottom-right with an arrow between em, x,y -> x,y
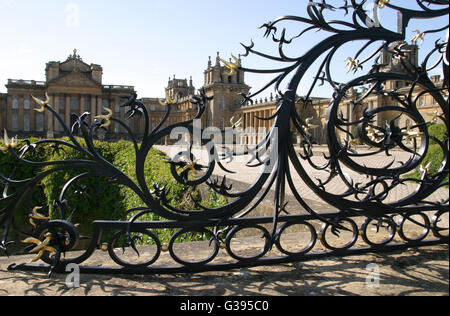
1,137 -> 227,246
407,124 -> 448,183
40,138 -> 127,237
428,123 -> 447,144
0,138 -> 49,233
407,143 -> 447,182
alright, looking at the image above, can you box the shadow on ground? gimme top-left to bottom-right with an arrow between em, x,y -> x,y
0,245 -> 448,296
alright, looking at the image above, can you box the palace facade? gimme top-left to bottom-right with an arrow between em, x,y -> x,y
0,44 -> 446,145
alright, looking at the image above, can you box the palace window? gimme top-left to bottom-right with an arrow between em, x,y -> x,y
36,113 -> 44,132
114,99 -> 120,113
59,116 -> 65,131
11,113 -> 18,131
24,97 -> 30,110
24,114 -> 30,132
418,96 -> 425,107
12,96 -> 19,110
103,99 -> 110,109
405,119 -> 412,128
70,97 -> 79,111
84,97 -> 90,111
59,96 -> 65,111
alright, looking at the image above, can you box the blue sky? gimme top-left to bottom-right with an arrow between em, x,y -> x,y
0,0 -> 448,99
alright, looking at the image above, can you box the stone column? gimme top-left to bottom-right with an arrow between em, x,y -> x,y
47,94 -> 55,138
65,95 -> 71,131
80,95 -> 85,116
247,112 -> 251,144
347,102 -> 351,140
260,110 -> 265,132
255,111 -> 260,142
115,95 -> 122,134
231,72 -> 238,84
54,94 -> 60,132
90,96 -> 96,123
30,100 -> 35,132
257,111 -> 262,123
261,110 -> 266,141
258,110 -> 263,134
97,97 -> 103,118
263,110 -> 268,131
18,95 -> 24,132
5,97 -> 11,131
250,112 -> 255,144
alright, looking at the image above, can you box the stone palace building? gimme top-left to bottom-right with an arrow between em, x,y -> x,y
0,44 -> 446,145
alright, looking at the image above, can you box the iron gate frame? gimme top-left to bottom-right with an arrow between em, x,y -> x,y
1,0 -> 449,276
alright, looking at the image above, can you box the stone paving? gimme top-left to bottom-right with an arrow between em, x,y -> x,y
0,243 -> 448,296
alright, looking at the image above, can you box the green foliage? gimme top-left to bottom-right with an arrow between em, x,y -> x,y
407,144 -> 447,181
428,123 -> 447,145
407,124 -> 448,183
0,138 -> 48,231
41,138 -> 127,237
1,137 -> 228,246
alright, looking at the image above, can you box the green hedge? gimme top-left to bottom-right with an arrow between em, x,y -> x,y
0,137 -> 49,232
429,123 -> 447,145
41,138 -> 128,237
407,123 -> 448,182
1,138 -> 226,246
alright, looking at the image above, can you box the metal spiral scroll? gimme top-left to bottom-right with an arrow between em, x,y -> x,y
1,0 -> 449,275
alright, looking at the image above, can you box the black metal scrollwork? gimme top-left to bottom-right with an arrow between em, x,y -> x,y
1,0 -> 448,275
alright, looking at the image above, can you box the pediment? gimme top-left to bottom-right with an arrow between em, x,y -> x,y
60,59 -> 91,73
49,72 -> 100,88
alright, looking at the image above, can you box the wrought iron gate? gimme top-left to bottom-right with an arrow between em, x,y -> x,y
1,0 -> 449,276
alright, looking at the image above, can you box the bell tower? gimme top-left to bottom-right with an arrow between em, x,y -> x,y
202,52 -> 250,128
166,75 -> 195,100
